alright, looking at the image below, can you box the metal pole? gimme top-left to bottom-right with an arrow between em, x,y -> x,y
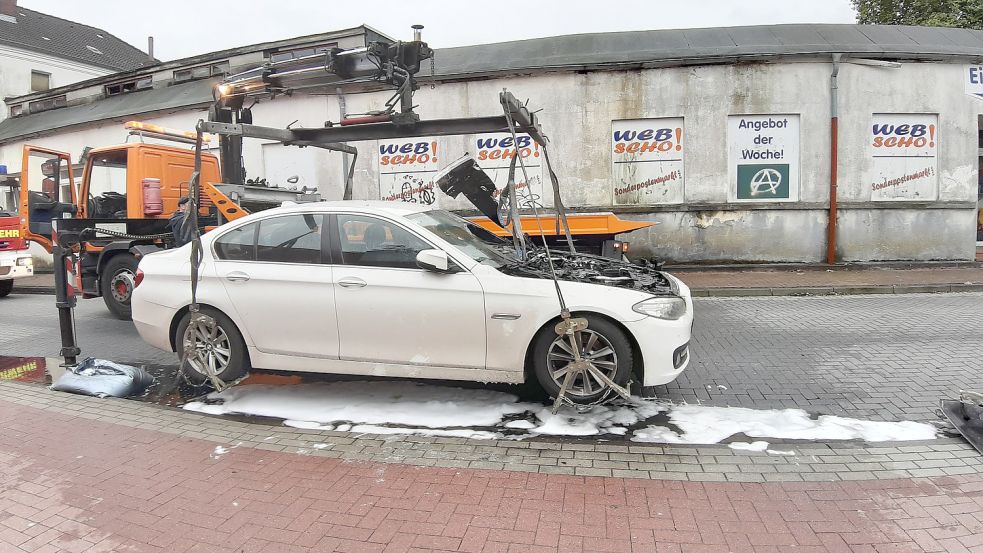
337,88 -> 353,201
826,53 -> 841,265
52,221 -> 80,366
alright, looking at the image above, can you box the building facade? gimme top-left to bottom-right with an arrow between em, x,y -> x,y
1,24 -> 981,263
0,0 -> 153,121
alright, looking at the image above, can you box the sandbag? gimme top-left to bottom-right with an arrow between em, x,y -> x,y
51,358 -> 155,398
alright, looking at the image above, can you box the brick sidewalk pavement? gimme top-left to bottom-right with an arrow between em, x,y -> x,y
1,384 -> 983,552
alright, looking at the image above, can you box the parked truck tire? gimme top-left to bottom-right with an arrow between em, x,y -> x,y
0,280 -> 12,297
101,254 -> 139,320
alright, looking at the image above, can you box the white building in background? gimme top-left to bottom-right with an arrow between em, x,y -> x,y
0,0 -> 153,122
0,21 -> 981,263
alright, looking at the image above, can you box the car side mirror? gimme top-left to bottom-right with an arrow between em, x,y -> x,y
416,249 -> 457,273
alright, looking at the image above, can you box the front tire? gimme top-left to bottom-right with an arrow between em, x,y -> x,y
0,280 -> 12,297
175,308 -> 250,386
531,315 -> 633,404
101,254 -> 139,320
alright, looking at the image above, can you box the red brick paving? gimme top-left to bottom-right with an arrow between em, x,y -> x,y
0,399 -> 981,552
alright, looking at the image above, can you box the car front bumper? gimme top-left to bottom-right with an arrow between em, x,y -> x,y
625,275 -> 694,387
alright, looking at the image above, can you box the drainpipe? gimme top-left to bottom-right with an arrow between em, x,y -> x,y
826,53 -> 842,265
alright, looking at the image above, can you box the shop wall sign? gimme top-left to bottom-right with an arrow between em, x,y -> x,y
967,65 -> 983,99
611,118 -> 684,205
869,114 -> 938,202
728,114 -> 800,202
377,138 -> 440,206
473,133 -> 549,208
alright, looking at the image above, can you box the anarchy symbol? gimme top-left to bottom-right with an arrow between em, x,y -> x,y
750,168 -> 782,196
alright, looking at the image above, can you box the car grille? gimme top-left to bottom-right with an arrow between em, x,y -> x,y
672,342 -> 689,369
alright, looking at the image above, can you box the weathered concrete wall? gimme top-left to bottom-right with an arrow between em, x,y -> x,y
618,209 -> 828,263
837,208 -> 977,261
1,58 -> 979,263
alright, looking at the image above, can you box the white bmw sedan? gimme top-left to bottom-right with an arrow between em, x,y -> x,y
132,201 -> 693,404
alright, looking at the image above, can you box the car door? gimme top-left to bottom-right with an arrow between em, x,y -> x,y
212,213 -> 339,358
330,212 -> 486,369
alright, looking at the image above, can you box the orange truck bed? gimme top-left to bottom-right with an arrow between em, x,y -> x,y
469,212 -> 655,238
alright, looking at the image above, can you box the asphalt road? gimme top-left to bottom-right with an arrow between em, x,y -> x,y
1,291 -> 980,422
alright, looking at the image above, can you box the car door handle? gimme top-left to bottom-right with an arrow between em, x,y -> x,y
225,271 -> 250,282
337,277 -> 367,288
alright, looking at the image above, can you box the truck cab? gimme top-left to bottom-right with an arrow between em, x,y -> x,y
17,135 -> 222,317
0,174 -> 33,297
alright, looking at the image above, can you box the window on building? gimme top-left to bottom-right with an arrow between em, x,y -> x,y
172,61 -> 229,83
104,76 -> 152,97
30,71 -> 50,92
28,95 -> 66,114
9,104 -> 23,117
269,44 -> 337,64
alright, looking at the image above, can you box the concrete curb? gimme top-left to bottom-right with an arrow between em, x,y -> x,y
690,283 -> 983,297
666,260 -> 983,272
10,286 -> 56,296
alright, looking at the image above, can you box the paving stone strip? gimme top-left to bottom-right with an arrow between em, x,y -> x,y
3,380 -> 978,483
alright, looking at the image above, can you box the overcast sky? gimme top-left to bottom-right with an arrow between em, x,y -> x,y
21,0 -> 858,62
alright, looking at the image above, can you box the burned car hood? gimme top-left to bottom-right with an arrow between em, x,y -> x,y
499,250 -> 677,296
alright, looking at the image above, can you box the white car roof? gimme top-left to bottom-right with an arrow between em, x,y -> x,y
254,200 -> 435,218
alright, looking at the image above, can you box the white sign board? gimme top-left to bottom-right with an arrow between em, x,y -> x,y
473,133 -> 549,209
967,65 -> 983,99
727,115 -> 800,202
611,118 -> 684,205
377,138 -> 440,206
869,114 -> 938,202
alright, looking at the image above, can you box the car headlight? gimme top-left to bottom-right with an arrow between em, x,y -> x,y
16,257 -> 31,266
633,296 -> 687,320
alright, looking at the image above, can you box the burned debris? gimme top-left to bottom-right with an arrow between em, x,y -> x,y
502,250 -> 675,295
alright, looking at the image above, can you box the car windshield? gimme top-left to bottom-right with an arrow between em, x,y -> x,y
406,210 -> 514,268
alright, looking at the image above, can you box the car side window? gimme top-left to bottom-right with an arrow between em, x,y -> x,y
214,221 -> 258,261
255,214 -> 324,264
337,214 -> 430,269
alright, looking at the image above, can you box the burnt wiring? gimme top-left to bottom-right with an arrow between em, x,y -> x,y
502,250 -> 675,295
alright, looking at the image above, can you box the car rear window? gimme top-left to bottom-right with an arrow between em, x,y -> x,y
214,221 -> 258,261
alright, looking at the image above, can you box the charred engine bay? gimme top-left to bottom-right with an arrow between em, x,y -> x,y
502,251 -> 675,295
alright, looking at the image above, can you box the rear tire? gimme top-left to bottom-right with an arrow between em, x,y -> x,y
175,308 -> 250,386
0,280 -> 12,298
101,254 -> 138,320
531,315 -> 633,404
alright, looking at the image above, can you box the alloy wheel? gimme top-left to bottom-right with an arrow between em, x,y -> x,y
546,329 -> 619,399
183,314 -> 232,378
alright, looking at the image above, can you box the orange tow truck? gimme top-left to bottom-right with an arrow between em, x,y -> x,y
12,122 -> 299,317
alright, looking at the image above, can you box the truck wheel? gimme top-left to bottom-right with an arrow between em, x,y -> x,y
175,308 -> 250,386
0,280 -> 12,298
531,315 -> 633,404
101,254 -> 138,320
